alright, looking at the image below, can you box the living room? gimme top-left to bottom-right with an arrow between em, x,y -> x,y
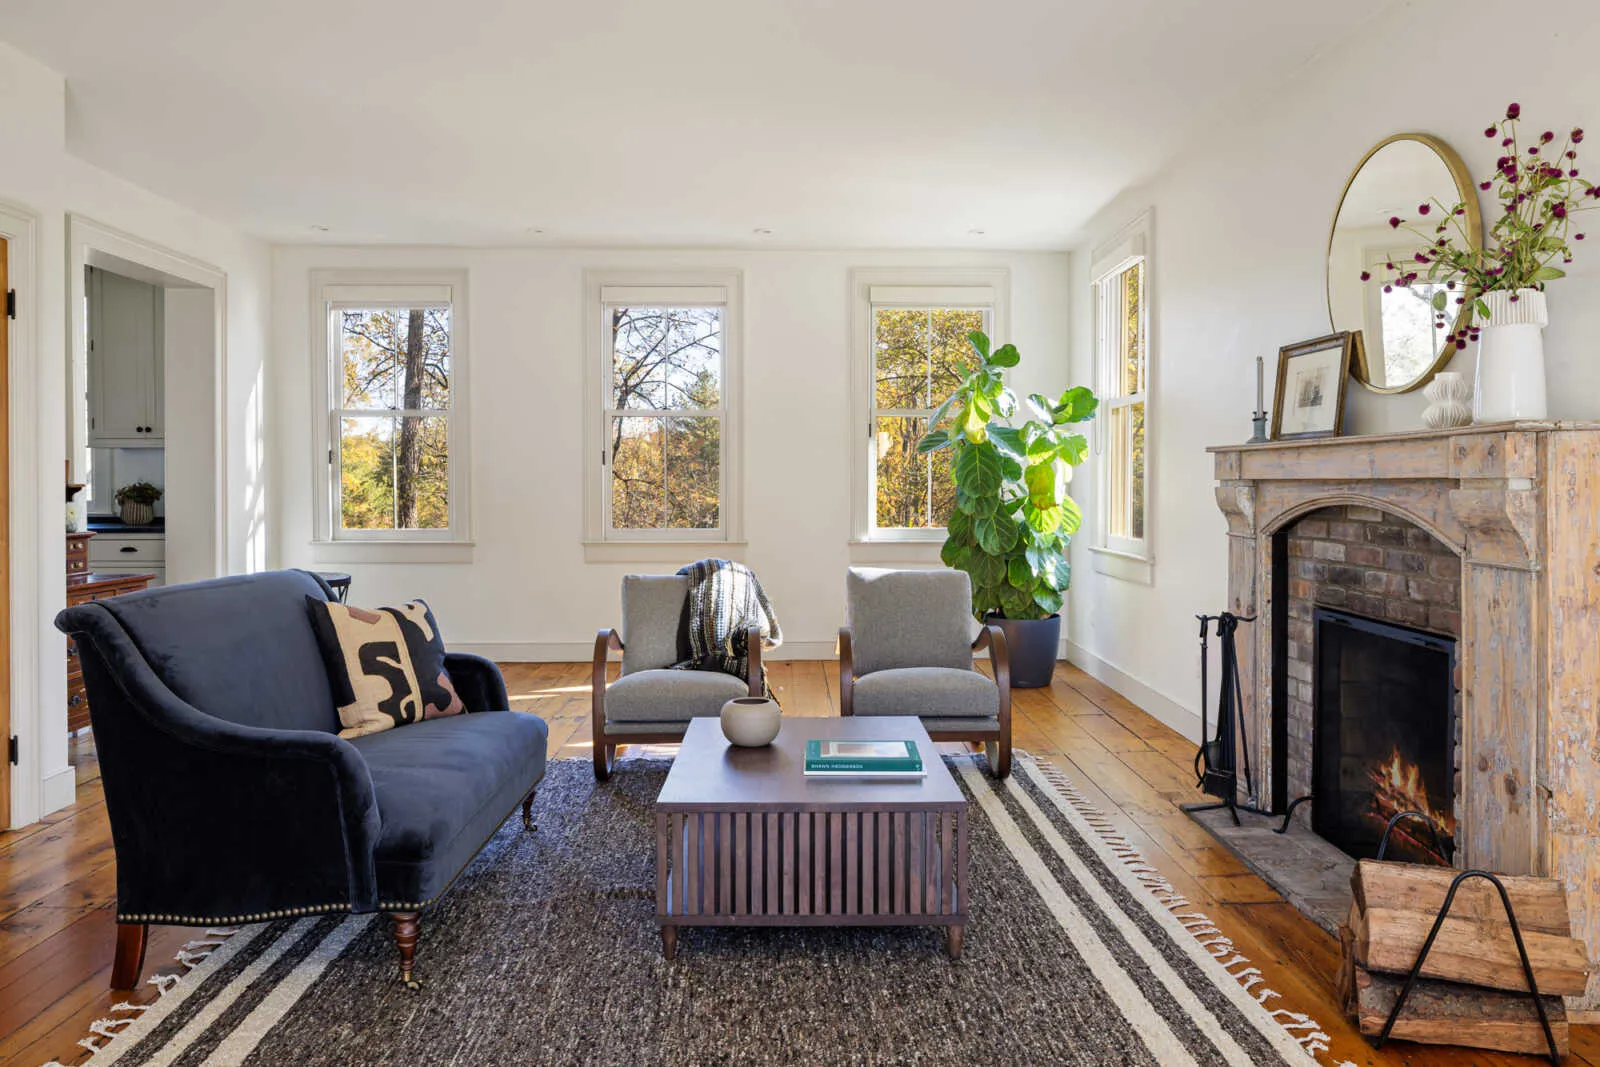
3,1 -> 1600,1064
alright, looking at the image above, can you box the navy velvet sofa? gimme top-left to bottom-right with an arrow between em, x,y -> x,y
54,569 -> 548,989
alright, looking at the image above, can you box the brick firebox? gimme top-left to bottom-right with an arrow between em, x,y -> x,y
1280,504 -> 1463,809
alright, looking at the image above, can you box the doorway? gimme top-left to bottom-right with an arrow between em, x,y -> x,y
1,235 -> 11,828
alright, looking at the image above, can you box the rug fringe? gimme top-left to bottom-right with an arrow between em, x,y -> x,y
47,925 -> 246,1066
1026,756 -> 1357,1065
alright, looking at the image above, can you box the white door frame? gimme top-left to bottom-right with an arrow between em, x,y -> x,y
67,214 -> 229,580
0,201 -> 43,828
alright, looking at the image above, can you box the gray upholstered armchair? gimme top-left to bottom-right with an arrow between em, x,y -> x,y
592,574 -> 761,780
838,567 -> 1011,778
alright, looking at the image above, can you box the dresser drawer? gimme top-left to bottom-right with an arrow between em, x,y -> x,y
89,536 -> 164,564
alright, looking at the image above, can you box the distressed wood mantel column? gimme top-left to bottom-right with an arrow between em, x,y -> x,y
1209,421 -> 1600,1017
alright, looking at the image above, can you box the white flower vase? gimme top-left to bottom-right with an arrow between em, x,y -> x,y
1421,372 -> 1473,430
1473,289 -> 1548,422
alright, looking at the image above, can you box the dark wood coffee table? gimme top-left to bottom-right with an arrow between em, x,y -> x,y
654,716 -> 969,959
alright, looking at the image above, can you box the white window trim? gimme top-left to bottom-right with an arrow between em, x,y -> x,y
1089,210 -> 1154,583
849,268 -> 1010,550
582,269 -> 744,560
309,269 -> 473,559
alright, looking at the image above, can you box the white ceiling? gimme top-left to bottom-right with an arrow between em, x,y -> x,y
0,0 -> 1391,248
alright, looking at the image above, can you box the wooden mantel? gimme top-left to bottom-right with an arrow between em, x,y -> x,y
1209,421 -> 1600,1015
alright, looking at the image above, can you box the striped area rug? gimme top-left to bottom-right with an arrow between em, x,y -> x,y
60,755 -> 1334,1066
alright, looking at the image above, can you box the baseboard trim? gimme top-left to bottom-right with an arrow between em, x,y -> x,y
452,640 -> 841,663
1061,639 -> 1201,742
42,766 -> 76,816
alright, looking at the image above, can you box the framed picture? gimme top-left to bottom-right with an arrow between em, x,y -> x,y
1271,332 -> 1355,440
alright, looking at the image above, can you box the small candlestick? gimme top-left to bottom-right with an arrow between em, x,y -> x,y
1248,354 -> 1269,443
1255,354 -> 1264,413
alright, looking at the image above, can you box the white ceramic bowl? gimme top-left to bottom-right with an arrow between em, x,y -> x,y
720,696 -> 781,747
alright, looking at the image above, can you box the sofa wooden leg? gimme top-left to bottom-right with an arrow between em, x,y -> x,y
111,922 -> 148,990
389,911 -> 422,990
986,741 -> 1011,779
521,787 -> 537,831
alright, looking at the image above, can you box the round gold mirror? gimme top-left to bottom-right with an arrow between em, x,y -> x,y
1327,134 -> 1482,393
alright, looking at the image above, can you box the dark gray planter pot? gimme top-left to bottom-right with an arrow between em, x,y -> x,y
984,612 -> 1061,688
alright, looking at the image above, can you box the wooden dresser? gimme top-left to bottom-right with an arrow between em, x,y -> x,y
66,532 -> 155,733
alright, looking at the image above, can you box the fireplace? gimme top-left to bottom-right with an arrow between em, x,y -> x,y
1209,423 -> 1600,1016
1312,607 -> 1456,864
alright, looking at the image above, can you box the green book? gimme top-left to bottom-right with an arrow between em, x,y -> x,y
804,739 -> 924,775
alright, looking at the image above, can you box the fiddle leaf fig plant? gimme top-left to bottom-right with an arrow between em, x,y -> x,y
918,331 -> 1098,621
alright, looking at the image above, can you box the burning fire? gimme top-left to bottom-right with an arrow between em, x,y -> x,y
1368,746 -> 1456,847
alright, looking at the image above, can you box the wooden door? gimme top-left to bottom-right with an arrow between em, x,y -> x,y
1,237 -> 11,827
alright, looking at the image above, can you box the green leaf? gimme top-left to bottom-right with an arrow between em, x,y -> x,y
927,392 -> 959,429
945,507 -> 972,543
1007,556 -> 1031,587
959,399 -> 988,443
1032,587 -> 1064,616
953,443 -> 1000,493
956,486 -> 996,517
1027,393 -> 1055,422
988,343 -> 1020,368
1475,298 -> 1492,320
1058,495 -> 1084,536
975,512 -> 1017,555
1057,433 -> 1089,465
967,550 -> 1005,588
1025,431 -> 1058,459
1431,290 -> 1449,312
1025,462 -> 1057,509
988,426 -> 1025,461
1000,584 -> 1036,619
916,429 -> 952,454
1531,266 -> 1567,282
1024,503 -> 1062,534
1053,557 -> 1071,591
1054,386 -> 1100,424
967,330 -> 991,360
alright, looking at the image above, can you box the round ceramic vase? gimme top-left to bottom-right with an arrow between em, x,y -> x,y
1473,289 -> 1548,422
1420,372 -> 1472,430
720,696 -> 781,747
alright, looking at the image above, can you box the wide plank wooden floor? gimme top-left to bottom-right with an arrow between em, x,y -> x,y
2,660 -> 1595,1066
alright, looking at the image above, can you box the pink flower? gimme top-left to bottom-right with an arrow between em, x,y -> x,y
1480,180 -> 1493,190
1578,233 -> 1587,240
1573,128 -> 1585,144
1542,130 -> 1556,143
1418,203 -> 1431,215
1507,103 -> 1522,120
1389,216 -> 1403,228
1486,127 -> 1498,137
1553,202 -> 1568,219
1360,271 -> 1372,281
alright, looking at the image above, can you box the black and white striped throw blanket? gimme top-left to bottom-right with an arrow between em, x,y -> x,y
671,558 -> 782,694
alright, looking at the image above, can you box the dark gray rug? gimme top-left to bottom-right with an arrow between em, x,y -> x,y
66,756 -> 1329,1066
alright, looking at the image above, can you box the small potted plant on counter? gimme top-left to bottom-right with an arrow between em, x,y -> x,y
115,481 -> 163,526
918,331 -> 1097,687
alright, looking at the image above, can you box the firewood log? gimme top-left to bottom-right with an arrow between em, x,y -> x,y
1352,859 -> 1572,936
1351,905 -> 1591,997
1352,964 -> 1568,1057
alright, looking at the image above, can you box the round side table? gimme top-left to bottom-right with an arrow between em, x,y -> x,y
316,571 -> 353,603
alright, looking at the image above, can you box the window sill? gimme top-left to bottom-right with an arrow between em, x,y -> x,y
848,538 -> 946,564
1088,545 -> 1154,585
310,540 -> 476,565
582,540 -> 748,564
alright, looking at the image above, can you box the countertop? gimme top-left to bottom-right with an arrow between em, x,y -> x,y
86,516 -> 166,535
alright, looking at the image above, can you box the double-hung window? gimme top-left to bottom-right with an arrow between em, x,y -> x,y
851,270 -> 1008,547
1091,212 -> 1152,575
585,272 -> 743,550
313,273 -> 470,548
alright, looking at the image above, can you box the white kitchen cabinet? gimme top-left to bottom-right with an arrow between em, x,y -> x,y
88,267 -> 164,447
89,532 -> 166,586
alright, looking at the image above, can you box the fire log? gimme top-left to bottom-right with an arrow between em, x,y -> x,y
1351,965 -> 1569,1057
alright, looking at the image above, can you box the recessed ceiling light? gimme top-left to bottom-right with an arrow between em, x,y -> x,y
753,227 -> 773,236
968,228 -> 986,237
526,227 -> 545,235
309,224 -> 331,232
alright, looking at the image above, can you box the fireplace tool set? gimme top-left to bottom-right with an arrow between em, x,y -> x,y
1186,611 -> 1272,826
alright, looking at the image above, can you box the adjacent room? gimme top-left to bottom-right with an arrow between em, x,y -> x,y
2,1 -> 1598,1063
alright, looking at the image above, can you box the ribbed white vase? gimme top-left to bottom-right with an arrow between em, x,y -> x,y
1473,289 -> 1548,422
1421,372 -> 1473,429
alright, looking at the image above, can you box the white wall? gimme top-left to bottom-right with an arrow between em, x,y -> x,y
1063,0 -> 1600,740
271,247 -> 1072,656
0,39 -> 271,824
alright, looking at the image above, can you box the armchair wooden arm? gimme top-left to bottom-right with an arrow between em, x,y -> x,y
972,623 -> 1012,778
838,627 -> 854,716
745,624 -> 764,697
591,629 -> 624,780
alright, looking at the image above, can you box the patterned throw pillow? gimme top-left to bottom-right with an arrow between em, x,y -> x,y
306,597 -> 466,738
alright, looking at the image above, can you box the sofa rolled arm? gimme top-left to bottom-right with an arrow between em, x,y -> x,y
444,652 -> 509,712
56,604 -> 383,920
